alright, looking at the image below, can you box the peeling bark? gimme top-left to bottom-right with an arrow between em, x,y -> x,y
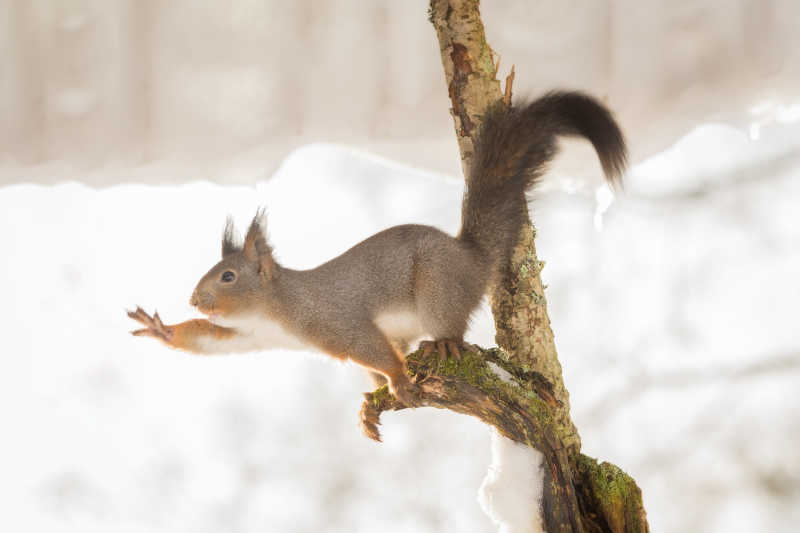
429,0 -> 501,175
430,0 -> 579,457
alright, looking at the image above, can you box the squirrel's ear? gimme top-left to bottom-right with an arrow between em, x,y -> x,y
243,208 -> 277,279
221,216 -> 241,257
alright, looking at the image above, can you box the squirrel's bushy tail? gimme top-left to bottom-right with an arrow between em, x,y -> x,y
459,90 -> 627,270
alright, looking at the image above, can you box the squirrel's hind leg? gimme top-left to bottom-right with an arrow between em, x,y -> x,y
413,249 -> 484,360
328,327 -> 419,406
365,340 -> 409,387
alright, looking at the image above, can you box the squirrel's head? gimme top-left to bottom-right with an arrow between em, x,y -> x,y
190,210 -> 279,321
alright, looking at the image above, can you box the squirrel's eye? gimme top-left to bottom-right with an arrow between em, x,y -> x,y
221,271 -> 236,283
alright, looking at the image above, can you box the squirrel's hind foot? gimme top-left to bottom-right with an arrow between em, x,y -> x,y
389,377 -> 421,407
418,339 -> 476,360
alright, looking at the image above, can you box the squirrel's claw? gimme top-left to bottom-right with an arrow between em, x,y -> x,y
127,306 -> 152,326
446,340 -> 461,359
359,401 -> 383,442
418,338 -> 468,361
127,306 -> 173,341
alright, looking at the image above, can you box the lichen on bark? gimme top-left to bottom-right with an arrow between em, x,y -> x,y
360,345 -> 562,452
430,0 -> 580,457
492,223 -> 581,455
359,346 -> 639,532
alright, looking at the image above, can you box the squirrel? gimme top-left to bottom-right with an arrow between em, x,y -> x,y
128,91 -> 626,406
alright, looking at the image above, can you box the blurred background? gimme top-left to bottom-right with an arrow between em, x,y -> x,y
1,1 -> 799,532
3,0 -> 799,184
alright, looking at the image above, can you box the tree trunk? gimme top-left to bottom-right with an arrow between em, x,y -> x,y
360,2 -> 649,532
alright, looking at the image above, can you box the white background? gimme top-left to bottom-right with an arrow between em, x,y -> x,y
1,2 -> 799,531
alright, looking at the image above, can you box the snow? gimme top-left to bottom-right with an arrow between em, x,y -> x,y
478,429 -> 546,533
0,144 -> 497,533
487,362 -> 515,386
627,118 -> 800,197
2,117 -> 800,532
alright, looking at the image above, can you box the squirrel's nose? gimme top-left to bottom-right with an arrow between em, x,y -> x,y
190,289 -> 199,307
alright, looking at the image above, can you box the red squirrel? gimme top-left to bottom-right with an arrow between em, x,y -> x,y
128,91 -> 626,406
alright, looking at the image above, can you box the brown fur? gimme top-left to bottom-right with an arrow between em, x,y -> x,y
171,319 -> 235,351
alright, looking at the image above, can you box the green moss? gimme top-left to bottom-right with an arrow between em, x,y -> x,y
407,348 -> 499,391
404,346 -> 557,431
577,455 -> 647,533
371,385 -> 391,408
519,251 -> 545,277
579,455 -> 627,497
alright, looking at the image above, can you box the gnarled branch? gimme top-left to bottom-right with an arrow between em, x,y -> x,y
359,346 -> 647,533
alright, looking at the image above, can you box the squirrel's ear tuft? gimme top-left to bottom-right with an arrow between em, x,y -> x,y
222,216 -> 241,257
243,208 -> 277,279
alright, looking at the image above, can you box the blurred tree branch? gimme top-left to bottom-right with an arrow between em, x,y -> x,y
584,351 -> 800,423
358,1 -> 650,532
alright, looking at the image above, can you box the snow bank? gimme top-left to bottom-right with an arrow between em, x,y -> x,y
0,144 -> 496,533
2,119 -> 799,532
478,429 -> 546,533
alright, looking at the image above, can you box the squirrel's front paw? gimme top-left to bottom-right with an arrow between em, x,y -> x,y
389,377 -> 421,407
127,306 -> 174,342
